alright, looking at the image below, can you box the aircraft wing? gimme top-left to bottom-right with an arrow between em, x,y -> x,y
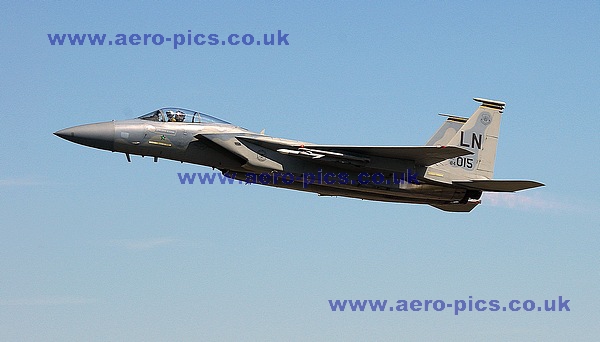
237,136 -> 472,166
453,180 -> 545,192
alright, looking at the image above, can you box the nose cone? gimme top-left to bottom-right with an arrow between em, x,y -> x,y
54,121 -> 115,151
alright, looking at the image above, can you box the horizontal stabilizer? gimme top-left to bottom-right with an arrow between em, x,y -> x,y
453,179 -> 545,192
238,136 -> 472,166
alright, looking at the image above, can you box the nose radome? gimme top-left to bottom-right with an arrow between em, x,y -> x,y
54,121 -> 115,151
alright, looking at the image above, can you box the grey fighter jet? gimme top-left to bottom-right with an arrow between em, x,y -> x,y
55,98 -> 543,212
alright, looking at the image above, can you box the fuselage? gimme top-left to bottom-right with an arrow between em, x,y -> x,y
55,109 -> 470,206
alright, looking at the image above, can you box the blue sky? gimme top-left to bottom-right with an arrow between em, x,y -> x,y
1,1 -> 599,340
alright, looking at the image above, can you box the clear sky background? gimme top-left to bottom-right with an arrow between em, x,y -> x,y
1,1 -> 599,341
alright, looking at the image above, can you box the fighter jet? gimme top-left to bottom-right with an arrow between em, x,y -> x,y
54,98 -> 543,212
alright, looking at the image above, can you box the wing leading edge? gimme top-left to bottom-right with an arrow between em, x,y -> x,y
237,136 -> 472,166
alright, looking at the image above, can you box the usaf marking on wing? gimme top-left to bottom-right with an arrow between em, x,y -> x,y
55,98 -> 543,212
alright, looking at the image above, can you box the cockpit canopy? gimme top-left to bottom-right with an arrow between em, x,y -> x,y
138,108 -> 230,124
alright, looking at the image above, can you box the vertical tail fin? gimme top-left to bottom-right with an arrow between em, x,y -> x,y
428,98 -> 505,181
425,114 -> 467,146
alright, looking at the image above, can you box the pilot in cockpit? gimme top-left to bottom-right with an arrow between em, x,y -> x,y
166,111 -> 176,122
175,111 -> 185,122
